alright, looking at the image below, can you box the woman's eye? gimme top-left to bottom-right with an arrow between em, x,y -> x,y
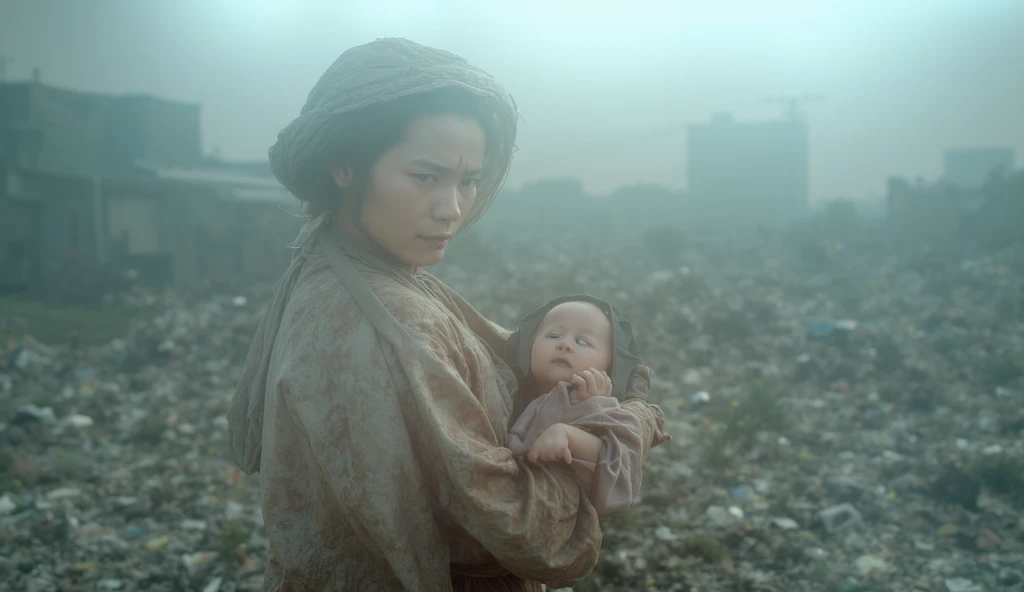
461,178 -> 480,188
413,173 -> 438,183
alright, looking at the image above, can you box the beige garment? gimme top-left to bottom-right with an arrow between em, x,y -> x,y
227,227 -> 669,591
507,383 -> 646,518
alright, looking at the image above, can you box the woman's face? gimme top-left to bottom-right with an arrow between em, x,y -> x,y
334,113 -> 486,270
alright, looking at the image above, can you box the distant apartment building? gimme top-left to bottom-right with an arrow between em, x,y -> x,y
943,148 -> 1015,190
686,112 -> 809,226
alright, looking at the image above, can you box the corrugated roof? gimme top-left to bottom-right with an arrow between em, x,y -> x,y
150,167 -> 283,189
223,186 -> 294,205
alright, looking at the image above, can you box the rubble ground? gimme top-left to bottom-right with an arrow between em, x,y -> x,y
2,217 -> 1022,592
0,299 -> 144,348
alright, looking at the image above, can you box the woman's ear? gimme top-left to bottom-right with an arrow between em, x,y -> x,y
330,164 -> 353,188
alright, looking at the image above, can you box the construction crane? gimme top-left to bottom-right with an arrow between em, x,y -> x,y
762,93 -> 825,121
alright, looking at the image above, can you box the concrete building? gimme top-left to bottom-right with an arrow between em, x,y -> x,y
1,163 -> 299,299
686,112 -> 809,226
0,81 -> 201,175
885,176 -> 971,245
0,79 -> 299,301
943,148 -> 1015,190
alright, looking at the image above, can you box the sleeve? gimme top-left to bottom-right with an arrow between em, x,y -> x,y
617,364 -> 673,458
286,323 -> 602,588
620,398 -> 672,459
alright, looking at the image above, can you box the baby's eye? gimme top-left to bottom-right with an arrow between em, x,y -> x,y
576,338 -> 589,346
547,333 -> 560,339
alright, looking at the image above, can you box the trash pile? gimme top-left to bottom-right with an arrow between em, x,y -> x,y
2,221 -> 1022,591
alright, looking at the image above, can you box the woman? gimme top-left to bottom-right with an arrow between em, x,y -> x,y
226,37 -> 669,591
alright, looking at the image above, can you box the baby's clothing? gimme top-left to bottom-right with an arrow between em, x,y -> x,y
507,382 -> 645,518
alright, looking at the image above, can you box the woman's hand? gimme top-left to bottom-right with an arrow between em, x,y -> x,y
528,424 -> 573,465
571,368 -> 612,399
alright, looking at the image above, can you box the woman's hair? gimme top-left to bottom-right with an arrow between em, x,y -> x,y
272,87 -> 501,222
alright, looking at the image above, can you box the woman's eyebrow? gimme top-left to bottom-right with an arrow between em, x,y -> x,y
408,157 -> 483,176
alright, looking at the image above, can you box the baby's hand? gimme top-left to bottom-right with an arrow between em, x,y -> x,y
527,424 -> 573,465
571,368 -> 612,399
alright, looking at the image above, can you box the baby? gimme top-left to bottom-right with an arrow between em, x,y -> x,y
505,295 -> 653,518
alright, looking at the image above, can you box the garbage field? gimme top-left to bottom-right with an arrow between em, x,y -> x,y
2,216 -> 1022,592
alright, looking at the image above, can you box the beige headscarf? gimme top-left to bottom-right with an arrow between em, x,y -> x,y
269,36 -> 518,233
226,37 -> 519,474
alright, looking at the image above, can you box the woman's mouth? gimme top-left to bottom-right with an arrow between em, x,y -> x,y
419,233 -> 452,249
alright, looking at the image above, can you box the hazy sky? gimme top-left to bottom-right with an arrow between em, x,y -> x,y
1,0 -> 1022,200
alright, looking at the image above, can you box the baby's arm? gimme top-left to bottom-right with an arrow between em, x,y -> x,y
562,424 -> 605,489
518,366 -> 656,518
525,367 -> 611,465
564,424 -> 602,463
527,423 -> 603,493
527,423 -> 603,465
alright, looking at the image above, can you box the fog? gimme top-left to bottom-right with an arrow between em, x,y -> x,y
2,3 -> 1024,591
2,0 -> 1022,199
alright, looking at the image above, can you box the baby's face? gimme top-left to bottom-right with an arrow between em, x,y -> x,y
529,301 -> 613,394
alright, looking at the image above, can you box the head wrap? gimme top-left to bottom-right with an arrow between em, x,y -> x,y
503,295 -> 643,401
268,37 -> 518,231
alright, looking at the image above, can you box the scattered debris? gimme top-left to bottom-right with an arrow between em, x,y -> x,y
2,216 -> 1022,592
818,503 -> 863,534
854,554 -> 890,576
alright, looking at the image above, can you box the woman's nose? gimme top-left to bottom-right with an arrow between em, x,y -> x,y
433,186 -> 462,223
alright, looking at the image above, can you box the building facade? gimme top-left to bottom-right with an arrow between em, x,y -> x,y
0,80 -> 300,301
686,112 -> 809,227
943,148 -> 1015,190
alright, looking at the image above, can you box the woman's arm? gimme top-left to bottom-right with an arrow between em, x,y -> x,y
619,397 -> 672,458
286,317 -> 602,588
615,364 -> 672,457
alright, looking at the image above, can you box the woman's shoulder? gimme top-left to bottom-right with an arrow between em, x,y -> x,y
283,261 -> 366,341
369,273 -> 463,344
414,272 -> 512,344
280,259 -> 464,357
317,262 -> 462,338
